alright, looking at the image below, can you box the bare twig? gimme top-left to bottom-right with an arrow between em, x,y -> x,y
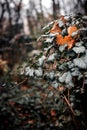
68,88 -> 70,102
63,94 -> 75,116
17,78 -> 28,86
81,73 -> 85,94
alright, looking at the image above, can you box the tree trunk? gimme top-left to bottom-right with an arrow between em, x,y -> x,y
52,0 -> 57,19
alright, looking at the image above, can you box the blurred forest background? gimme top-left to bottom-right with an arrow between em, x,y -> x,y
0,0 -> 87,76
0,1 -> 87,130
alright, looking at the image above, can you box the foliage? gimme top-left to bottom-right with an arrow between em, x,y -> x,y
0,15 -> 87,130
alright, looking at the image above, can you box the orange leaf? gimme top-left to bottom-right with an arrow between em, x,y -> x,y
64,35 -> 75,49
61,15 -> 67,23
68,25 -> 78,35
56,34 -> 75,49
50,22 -> 62,34
56,34 -> 64,45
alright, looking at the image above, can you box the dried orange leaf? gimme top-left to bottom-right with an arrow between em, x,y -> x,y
56,34 -> 75,49
61,15 -> 67,23
68,25 -> 78,35
56,34 -> 64,45
50,22 -> 62,33
64,36 -> 75,49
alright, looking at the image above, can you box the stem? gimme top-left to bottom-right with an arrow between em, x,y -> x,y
17,78 -> 28,86
81,73 -> 85,94
63,94 -> 75,116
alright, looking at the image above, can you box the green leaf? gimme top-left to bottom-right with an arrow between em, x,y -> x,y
73,46 -> 85,53
65,71 -> 72,84
25,67 -> 34,76
38,55 -> 46,66
47,53 -> 57,62
59,71 -> 72,84
52,81 -> 59,88
59,44 -> 67,52
34,67 -> 43,77
45,38 -> 54,43
59,72 -> 67,83
75,110 -> 81,116
75,41 -> 84,47
73,58 -> 87,69
44,71 -> 55,81
58,20 -> 64,27
71,68 -> 80,76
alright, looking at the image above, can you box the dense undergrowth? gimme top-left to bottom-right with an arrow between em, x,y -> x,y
0,15 -> 87,130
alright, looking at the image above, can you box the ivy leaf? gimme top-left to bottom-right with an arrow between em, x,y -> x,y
73,58 -> 87,69
65,71 -> 72,84
25,67 -> 34,76
45,37 -> 54,43
47,53 -> 57,62
71,68 -> 80,76
59,72 -> 67,83
49,71 -> 55,80
83,52 -> 87,66
34,67 -> 43,77
59,44 -> 67,52
56,34 -> 75,49
59,71 -> 72,84
52,81 -> 59,88
67,61 -> 74,69
73,46 -> 85,53
44,71 -> 55,81
38,55 -> 46,66
75,41 -> 84,46
58,20 -> 64,27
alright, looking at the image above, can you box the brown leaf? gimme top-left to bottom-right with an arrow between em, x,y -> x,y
50,22 -> 62,33
68,25 -> 78,35
56,34 -> 75,49
56,34 -> 64,45
63,35 -> 75,49
61,15 -> 67,23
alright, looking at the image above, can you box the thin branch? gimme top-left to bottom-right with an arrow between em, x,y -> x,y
81,73 -> 85,94
17,78 -> 28,86
63,94 -> 75,116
